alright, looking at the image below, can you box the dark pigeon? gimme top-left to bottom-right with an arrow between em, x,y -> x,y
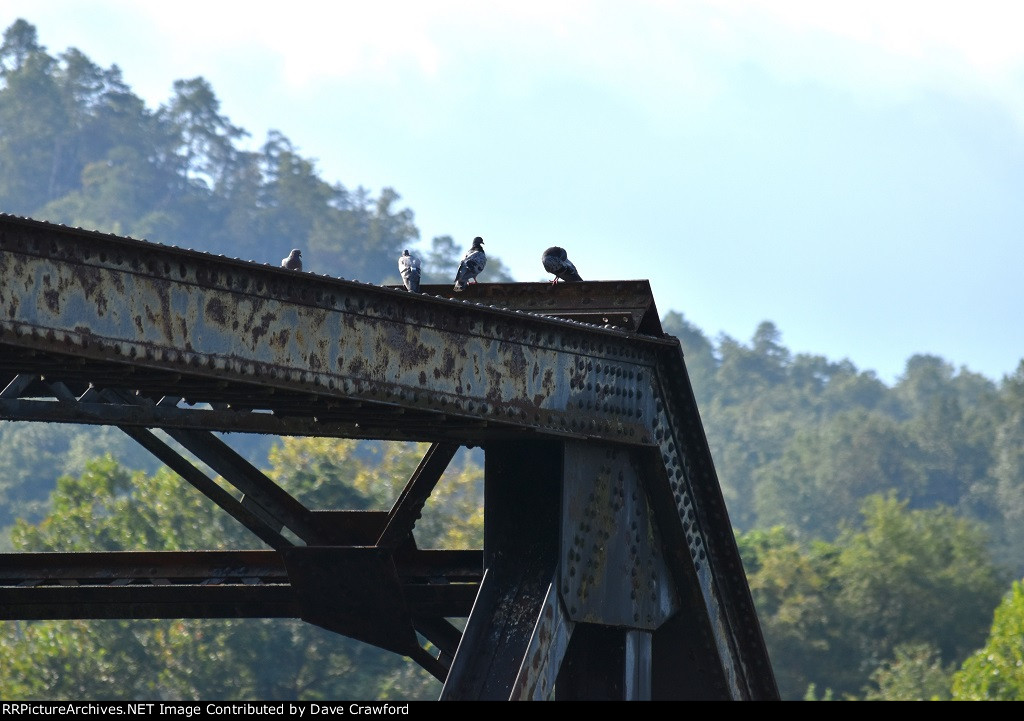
454,237 -> 486,291
281,249 -> 303,271
399,249 -> 422,293
542,246 -> 582,282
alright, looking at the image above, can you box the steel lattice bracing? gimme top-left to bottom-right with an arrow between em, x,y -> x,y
0,213 -> 779,700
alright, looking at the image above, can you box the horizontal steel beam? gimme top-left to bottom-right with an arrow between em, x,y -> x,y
0,363 -> 494,443
0,549 -> 482,622
0,214 -> 667,446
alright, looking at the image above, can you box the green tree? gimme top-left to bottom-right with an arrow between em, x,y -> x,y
893,355 -> 999,512
0,19 -> 67,213
159,77 -> 247,192
268,438 -> 484,550
976,362 -> 1024,576
422,235 -> 463,284
0,423 -> 160,541
246,130 -> 339,267
951,580 -> 1024,700
738,495 -> 1006,700
862,642 -> 954,701
736,526 -> 843,700
831,495 -> 1005,697
37,145 -> 176,238
0,20 -> 433,285
752,410 -> 924,540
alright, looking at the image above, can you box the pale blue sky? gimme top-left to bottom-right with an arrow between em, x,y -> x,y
5,1 -> 1023,385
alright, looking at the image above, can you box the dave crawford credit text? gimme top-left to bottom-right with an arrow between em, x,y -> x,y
1,704 -> 411,716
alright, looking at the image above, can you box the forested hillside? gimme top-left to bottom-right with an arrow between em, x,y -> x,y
2,18 -> 1024,701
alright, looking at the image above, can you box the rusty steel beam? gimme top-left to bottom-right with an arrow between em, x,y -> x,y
116,424 -> 295,549
156,425 -> 323,543
0,214 -> 660,447
0,366 -> 477,442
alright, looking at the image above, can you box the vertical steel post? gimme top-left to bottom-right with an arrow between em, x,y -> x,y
441,440 -> 563,700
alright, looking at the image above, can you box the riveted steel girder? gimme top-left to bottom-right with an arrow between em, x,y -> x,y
0,215 -> 660,446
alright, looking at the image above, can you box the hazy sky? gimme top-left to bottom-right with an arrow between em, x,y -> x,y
5,1 -> 1023,385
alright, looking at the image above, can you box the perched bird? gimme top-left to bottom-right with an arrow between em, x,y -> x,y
398,249 -> 422,293
281,249 -> 303,271
542,246 -> 582,283
454,236 -> 486,291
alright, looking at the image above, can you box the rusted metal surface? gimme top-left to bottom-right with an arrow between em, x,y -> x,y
0,214 -> 660,447
0,213 -> 778,700
560,441 -> 677,629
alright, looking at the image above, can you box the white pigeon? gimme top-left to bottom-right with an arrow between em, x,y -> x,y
398,249 -> 422,293
281,249 -> 303,271
542,246 -> 583,283
454,237 -> 486,291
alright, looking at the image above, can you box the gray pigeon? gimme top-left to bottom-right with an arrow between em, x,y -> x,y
542,246 -> 582,283
454,237 -> 486,291
399,249 -> 422,293
281,249 -> 302,271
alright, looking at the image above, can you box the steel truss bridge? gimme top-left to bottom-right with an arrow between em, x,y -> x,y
0,214 -> 778,700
